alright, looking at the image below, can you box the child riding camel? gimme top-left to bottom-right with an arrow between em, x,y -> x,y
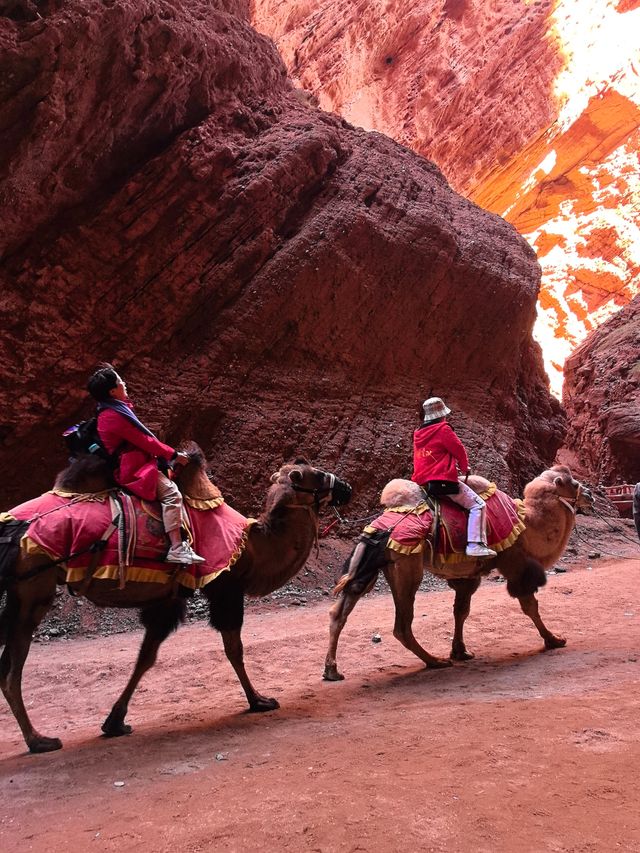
412,397 -> 497,559
87,364 -> 205,565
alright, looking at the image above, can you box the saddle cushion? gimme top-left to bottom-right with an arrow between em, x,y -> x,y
6,490 -> 251,589
364,485 -> 525,565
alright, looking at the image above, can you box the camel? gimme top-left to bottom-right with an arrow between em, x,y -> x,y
323,465 -> 592,681
0,446 -> 351,753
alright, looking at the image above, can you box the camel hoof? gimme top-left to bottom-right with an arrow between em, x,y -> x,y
450,649 -> 475,661
323,666 -> 345,682
248,697 -> 280,713
101,716 -> 133,738
426,657 -> 453,669
544,636 -> 567,650
28,735 -> 63,754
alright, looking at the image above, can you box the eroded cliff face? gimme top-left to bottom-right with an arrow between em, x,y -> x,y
0,0 -> 563,514
562,295 -> 640,485
251,0 -> 640,395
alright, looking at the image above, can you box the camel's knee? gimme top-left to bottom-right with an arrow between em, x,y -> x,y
453,602 -> 471,620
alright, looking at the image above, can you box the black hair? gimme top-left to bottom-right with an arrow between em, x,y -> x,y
87,363 -> 119,402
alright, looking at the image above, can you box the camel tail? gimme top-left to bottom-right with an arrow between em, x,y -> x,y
506,557 -> 547,599
332,533 -> 389,597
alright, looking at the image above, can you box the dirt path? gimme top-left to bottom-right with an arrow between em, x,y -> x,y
2,542 -> 640,852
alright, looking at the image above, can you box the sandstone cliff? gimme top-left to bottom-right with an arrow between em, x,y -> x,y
251,0 -> 640,394
563,295 -> 640,485
0,0 -> 563,516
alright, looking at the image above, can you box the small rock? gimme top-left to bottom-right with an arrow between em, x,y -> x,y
113,781 -> 125,788
554,566 -> 567,573
587,551 -> 601,559
372,633 -> 382,643
215,753 -> 227,761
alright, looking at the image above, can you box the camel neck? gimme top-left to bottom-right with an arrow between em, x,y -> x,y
240,504 -> 319,597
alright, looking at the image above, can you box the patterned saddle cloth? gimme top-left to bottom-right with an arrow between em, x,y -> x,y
3,488 -> 251,590
364,483 -> 525,568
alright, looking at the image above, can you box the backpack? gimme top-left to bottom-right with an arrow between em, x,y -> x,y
62,417 -> 112,463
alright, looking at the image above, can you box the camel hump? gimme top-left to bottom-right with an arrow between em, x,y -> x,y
464,473 -> 492,494
380,479 -> 424,508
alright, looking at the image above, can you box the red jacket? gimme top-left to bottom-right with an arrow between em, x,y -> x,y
411,421 -> 470,485
97,408 -> 176,500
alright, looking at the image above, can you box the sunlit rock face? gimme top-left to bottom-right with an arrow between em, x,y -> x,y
0,0 -> 563,511
562,295 -> 640,485
251,0 -> 640,395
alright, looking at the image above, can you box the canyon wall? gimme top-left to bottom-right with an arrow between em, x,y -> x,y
0,0 -> 563,517
251,0 -> 640,395
563,295 -> 640,485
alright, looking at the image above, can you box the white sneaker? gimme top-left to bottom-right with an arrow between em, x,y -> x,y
166,542 -> 206,564
465,543 -> 497,559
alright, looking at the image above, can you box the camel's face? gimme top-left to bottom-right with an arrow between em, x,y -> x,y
549,466 -> 594,513
271,462 -> 352,508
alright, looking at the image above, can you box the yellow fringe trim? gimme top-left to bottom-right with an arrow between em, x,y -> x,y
49,489 -> 111,501
184,495 -> 225,510
382,501 -> 430,515
387,538 -> 424,555
478,482 -> 497,500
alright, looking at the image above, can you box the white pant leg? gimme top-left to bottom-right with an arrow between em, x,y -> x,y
446,481 -> 488,545
156,472 -> 183,534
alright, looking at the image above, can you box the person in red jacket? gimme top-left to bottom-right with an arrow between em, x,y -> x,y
412,397 -> 496,559
87,364 -> 205,565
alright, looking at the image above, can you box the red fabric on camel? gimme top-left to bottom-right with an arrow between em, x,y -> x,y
8,491 -> 249,589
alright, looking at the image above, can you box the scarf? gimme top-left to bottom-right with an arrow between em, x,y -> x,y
97,399 -> 155,437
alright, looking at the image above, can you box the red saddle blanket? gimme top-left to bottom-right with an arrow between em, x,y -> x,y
364,485 -> 525,565
6,490 -> 251,589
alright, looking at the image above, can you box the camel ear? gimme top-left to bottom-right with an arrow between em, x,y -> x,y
289,469 -> 303,484
293,456 -> 309,465
554,476 -> 564,488
270,471 -> 280,483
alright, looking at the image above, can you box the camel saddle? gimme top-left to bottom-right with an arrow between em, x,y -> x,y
363,483 -> 526,566
3,488 -> 252,591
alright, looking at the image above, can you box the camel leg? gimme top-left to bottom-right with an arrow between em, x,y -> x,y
204,573 -> 278,712
102,599 -> 184,737
384,557 -> 452,669
0,592 -> 61,753
220,627 -> 279,712
323,577 -> 376,682
447,577 -> 481,661
518,593 -> 566,650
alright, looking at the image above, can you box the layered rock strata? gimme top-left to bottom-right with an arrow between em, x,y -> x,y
251,0 -> 640,394
0,0 -> 563,516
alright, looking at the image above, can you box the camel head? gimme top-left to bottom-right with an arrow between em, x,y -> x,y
529,464 -> 594,514
269,458 -> 352,509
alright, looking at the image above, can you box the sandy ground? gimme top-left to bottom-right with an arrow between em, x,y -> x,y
1,517 -> 640,853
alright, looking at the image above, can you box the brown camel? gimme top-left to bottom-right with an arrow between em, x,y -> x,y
323,465 -> 592,681
0,447 -> 351,753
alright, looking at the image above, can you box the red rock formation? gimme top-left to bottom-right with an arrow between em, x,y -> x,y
562,295 -> 640,485
251,0 -> 640,394
0,0 -> 563,517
